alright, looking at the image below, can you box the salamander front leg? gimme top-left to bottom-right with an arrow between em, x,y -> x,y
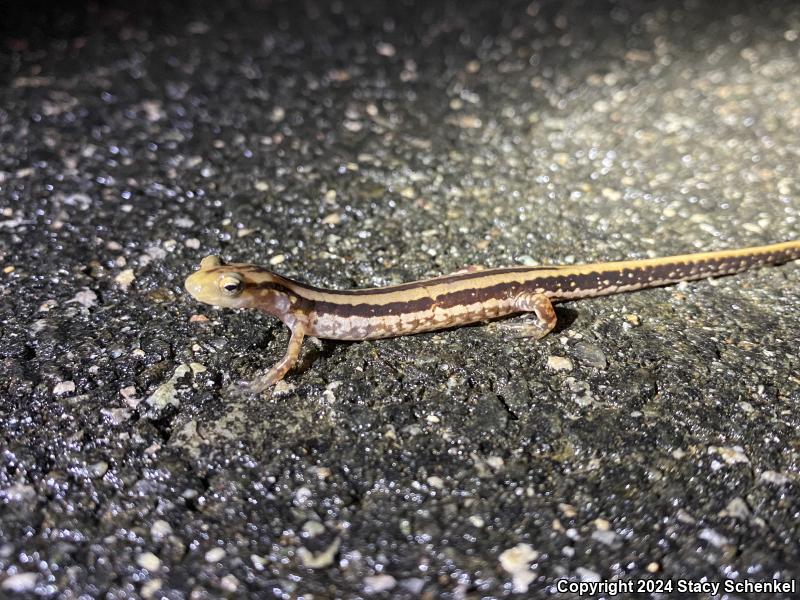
244,324 -> 306,394
496,292 -> 557,340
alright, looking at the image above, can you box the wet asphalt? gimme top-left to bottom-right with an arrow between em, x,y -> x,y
1,0 -> 799,598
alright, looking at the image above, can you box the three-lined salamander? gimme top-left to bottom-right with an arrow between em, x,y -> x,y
185,240 -> 800,393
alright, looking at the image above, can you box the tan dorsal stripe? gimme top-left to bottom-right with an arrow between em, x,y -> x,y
270,240 -> 800,306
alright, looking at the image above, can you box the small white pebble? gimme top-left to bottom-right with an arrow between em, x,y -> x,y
251,554 -> 268,571
547,356 -> 573,371
140,578 -> 162,599
469,515 -> 485,528
364,574 -> 396,592
699,528 -> 730,547
302,520 -> 326,538
272,380 -> 295,396
39,299 -> 57,312
486,456 -> 504,470
88,461 -> 108,478
69,289 -> 98,308
593,100 -> 611,113
499,543 -> 539,593
455,114 -> 482,129
293,486 -> 313,506
376,42 -> 396,57
1,573 -> 38,592
426,476 -> 444,489
269,254 -> 285,266
219,574 -> 239,592
721,497 -> 751,520
593,518 -> 611,531
173,217 -> 194,229
151,520 -> 172,542
115,268 -> 135,290
577,567 -> 601,582
120,385 -> 138,399
204,547 -> 226,562
298,537 -> 340,568
708,445 -> 750,466
136,552 -> 161,571
591,529 -> 619,546
499,544 -> 539,572
269,107 -> 285,123
53,381 -> 76,395
760,470 -> 790,485
101,407 -> 132,424
624,313 -> 641,326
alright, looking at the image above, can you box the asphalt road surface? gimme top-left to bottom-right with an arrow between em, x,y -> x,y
1,1 -> 799,597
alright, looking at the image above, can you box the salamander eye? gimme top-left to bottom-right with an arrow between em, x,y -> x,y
218,274 -> 244,296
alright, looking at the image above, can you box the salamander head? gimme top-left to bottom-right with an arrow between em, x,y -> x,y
184,255 -> 291,313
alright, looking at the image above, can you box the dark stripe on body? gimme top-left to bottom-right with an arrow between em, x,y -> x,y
314,280 -> 525,318
548,250 -> 792,300
309,248 -> 798,319
248,281 -> 316,314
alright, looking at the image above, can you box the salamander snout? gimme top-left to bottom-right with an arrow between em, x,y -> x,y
185,256 -> 250,308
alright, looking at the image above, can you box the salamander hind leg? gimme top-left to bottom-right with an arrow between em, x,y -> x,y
241,325 -> 306,395
495,292 -> 557,340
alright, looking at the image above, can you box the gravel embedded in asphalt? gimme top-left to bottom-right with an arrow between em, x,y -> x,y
1,1 -> 799,597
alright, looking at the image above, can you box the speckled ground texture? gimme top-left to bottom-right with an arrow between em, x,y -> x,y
2,0 -> 800,598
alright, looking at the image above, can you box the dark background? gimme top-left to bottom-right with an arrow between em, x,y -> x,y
1,1 -> 799,597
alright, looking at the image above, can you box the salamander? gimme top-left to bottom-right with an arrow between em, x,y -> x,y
184,240 -> 800,393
